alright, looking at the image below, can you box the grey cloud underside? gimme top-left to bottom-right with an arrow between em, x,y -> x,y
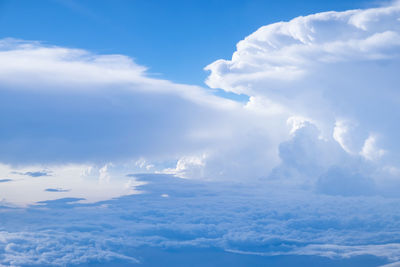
0,174 -> 399,266
0,88 -> 228,164
0,39 -> 246,167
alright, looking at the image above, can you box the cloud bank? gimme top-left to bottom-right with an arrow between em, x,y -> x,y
1,2 -> 400,191
0,38 -> 294,182
0,174 -> 399,266
2,2 -> 400,266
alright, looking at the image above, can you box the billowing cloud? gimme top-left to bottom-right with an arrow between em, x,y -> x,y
2,2 -> 400,266
2,2 -> 400,190
0,39 -> 295,181
205,1 -> 400,188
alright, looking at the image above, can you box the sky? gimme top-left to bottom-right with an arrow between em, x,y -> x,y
2,0 -> 400,266
0,0 -> 372,85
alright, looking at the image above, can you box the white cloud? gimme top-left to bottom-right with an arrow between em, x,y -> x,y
0,163 -> 144,206
1,2 -> 400,195
333,119 -> 368,155
205,3 -> 400,95
1,173 -> 400,265
205,1 -> 400,185
0,38 -> 298,182
0,39 -> 250,167
360,134 -> 386,161
2,2 -> 400,266
0,38 -> 235,109
163,154 -> 206,179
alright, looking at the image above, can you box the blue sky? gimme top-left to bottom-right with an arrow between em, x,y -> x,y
0,0 -> 371,85
2,0 -> 400,266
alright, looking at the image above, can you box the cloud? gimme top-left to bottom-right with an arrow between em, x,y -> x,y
0,38 -> 298,182
1,2 -> 399,189
205,3 -> 400,95
204,1 -> 400,188
0,230 -> 139,266
0,39 -> 250,167
0,163 -> 144,206
0,2 -> 399,198
268,121 -> 347,184
316,166 -> 376,197
1,2 -> 400,266
205,2 -> 400,144
0,173 -> 400,266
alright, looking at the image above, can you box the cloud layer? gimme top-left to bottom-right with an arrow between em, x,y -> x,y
2,2 -> 400,266
1,174 -> 399,266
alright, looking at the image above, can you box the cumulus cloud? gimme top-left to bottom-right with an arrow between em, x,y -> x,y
205,1 -> 400,189
2,2 -> 400,266
205,3 -> 400,95
1,0 -> 400,198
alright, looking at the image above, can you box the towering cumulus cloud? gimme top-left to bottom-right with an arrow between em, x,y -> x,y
205,1 -> 400,194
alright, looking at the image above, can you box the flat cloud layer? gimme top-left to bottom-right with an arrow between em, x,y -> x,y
0,174 -> 399,266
